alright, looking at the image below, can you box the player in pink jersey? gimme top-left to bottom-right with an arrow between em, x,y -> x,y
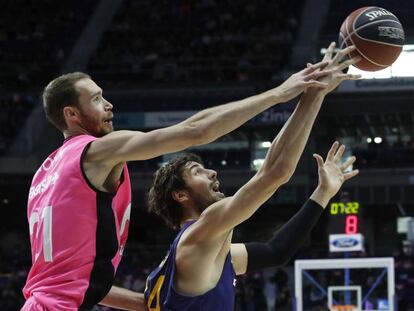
22,43 -> 360,311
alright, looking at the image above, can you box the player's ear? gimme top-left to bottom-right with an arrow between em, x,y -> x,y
63,106 -> 80,123
171,190 -> 189,203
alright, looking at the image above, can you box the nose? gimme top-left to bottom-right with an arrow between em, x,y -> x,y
104,98 -> 113,111
208,169 -> 217,179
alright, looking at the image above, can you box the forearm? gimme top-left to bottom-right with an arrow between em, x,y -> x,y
261,89 -> 325,177
184,88 -> 286,145
99,286 -> 146,311
245,198 -> 325,272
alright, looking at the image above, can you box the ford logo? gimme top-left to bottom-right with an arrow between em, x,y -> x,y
332,237 -> 359,248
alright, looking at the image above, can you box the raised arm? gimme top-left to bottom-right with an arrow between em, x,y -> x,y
231,142 -> 359,275
182,43 -> 360,244
84,61 -> 331,166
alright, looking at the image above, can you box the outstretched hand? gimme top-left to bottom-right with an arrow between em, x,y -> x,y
275,42 -> 361,102
313,141 -> 359,199
309,42 -> 362,95
275,60 -> 332,102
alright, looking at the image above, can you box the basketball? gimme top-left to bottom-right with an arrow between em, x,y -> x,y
338,7 -> 405,71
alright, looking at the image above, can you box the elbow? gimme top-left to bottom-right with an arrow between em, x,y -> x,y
278,162 -> 296,184
262,160 -> 296,186
275,155 -> 298,184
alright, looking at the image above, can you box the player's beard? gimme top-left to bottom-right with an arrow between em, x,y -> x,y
79,112 -> 112,137
187,187 -> 224,214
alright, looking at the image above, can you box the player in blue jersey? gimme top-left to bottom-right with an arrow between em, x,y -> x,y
144,43 -> 360,310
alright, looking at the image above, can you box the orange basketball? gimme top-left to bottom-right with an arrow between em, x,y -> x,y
339,7 -> 405,71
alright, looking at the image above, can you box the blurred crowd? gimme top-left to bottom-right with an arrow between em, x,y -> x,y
0,235 -> 30,311
88,0 -> 301,87
354,139 -> 414,169
0,0 -> 97,92
0,0 -> 98,153
0,95 -> 35,155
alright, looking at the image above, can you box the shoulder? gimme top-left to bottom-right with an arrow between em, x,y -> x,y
64,134 -> 97,150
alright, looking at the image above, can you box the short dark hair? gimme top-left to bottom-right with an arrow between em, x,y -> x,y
42,72 -> 90,131
148,153 -> 203,229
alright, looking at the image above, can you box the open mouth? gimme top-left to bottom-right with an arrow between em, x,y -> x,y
104,119 -> 113,125
212,182 -> 220,193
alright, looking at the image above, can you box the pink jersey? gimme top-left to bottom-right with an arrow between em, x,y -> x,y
22,134 -> 131,310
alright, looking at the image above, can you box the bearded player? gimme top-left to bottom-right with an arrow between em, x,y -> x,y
144,43 -> 360,310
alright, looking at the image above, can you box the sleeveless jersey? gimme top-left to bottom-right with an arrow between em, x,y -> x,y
144,222 -> 236,310
22,134 -> 131,310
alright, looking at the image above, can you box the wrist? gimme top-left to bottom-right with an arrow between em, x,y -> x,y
263,86 -> 286,104
310,186 -> 332,208
303,87 -> 326,99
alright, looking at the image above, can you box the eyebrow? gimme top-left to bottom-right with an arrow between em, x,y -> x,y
90,89 -> 102,98
188,163 -> 202,172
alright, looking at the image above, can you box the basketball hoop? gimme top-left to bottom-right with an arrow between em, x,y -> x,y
330,305 -> 358,311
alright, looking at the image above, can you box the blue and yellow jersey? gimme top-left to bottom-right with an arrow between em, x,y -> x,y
144,221 -> 236,311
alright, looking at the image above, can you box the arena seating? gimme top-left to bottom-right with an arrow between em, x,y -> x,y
88,0 -> 303,87
0,0 -> 98,92
0,95 -> 36,156
0,0 -> 98,153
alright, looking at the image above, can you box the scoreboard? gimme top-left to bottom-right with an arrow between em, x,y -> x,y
328,201 -> 362,235
328,201 -> 364,252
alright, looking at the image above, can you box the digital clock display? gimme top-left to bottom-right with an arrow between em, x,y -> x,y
328,202 -> 362,234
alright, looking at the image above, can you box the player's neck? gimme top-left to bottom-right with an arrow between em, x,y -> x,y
180,211 -> 201,228
63,127 -> 90,139
180,218 -> 197,228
